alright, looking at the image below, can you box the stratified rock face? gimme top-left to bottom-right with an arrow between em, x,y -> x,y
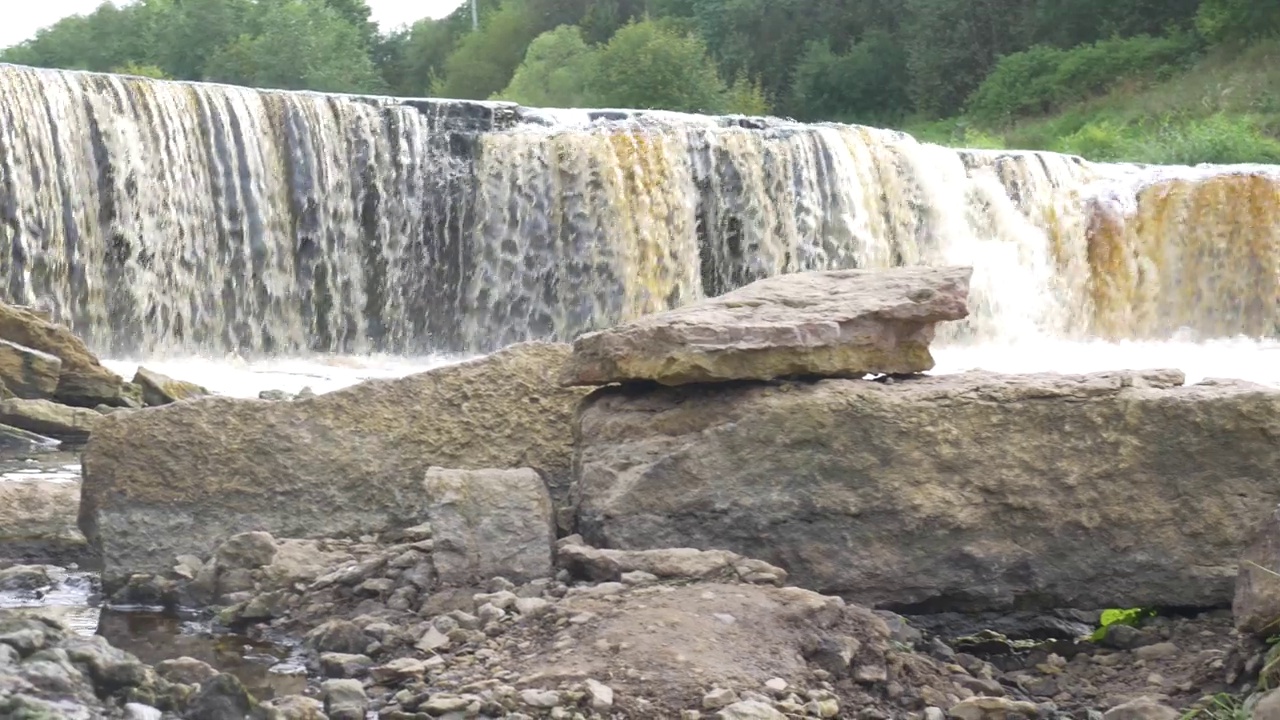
81,342 -> 590,592
0,304 -> 123,407
0,398 -> 100,442
575,370 -> 1280,611
0,340 -> 61,400
561,266 -> 972,387
424,467 -> 555,586
1233,505 -> 1280,637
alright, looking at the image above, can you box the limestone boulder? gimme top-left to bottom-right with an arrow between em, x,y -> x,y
0,399 -> 100,443
0,304 -> 124,407
0,340 -> 61,400
0,480 -> 87,565
561,266 -> 971,387
1234,505 -> 1280,637
424,467 -> 555,586
574,370 -> 1280,611
81,342 -> 590,592
132,368 -> 209,406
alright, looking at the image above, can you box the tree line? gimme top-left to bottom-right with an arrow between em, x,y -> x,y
2,0 -> 1277,126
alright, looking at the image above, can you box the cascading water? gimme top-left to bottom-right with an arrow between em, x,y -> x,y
1,62 -> 1277,365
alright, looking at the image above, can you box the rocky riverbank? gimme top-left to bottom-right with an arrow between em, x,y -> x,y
8,265 -> 1280,719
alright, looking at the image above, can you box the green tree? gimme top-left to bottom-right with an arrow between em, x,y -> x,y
1196,0 -> 1280,43
587,19 -> 729,113
434,0 -> 540,99
904,0 -> 1035,118
791,31 -> 909,124
203,0 -> 384,93
495,25 -> 596,107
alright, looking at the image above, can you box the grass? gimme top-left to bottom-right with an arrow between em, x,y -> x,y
904,38 -> 1280,164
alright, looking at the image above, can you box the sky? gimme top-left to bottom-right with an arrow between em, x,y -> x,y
0,0 -> 469,49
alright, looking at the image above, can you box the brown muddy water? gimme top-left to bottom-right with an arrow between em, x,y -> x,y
0,447 -> 309,701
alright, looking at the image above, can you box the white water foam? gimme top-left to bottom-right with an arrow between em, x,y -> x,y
100,338 -> 1280,401
102,354 -> 469,398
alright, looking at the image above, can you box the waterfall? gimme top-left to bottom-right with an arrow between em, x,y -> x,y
1,63 -> 1276,358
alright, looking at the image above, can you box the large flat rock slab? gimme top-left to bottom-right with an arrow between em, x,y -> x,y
81,342 -> 590,592
574,370 -> 1280,611
562,266 -> 971,386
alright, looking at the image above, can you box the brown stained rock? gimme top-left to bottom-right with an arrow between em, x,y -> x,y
0,398 -> 100,442
561,266 -> 971,386
81,342 -> 590,592
574,368 -> 1280,611
132,368 -> 209,406
0,303 -> 123,407
0,339 -> 61,400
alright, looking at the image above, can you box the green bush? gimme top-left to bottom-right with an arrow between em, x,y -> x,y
1053,113 -> 1280,164
967,34 -> 1200,124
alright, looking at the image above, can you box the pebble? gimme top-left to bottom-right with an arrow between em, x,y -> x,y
586,679 -> 614,711
764,678 -> 788,694
703,688 -> 740,709
519,689 -> 561,708
1134,643 -> 1180,661
514,597 -> 551,617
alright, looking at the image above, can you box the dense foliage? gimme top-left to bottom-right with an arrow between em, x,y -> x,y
2,0 -> 1278,163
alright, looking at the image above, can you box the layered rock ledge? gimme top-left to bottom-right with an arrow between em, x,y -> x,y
561,266 -> 972,386
81,342 -> 590,593
575,369 -> 1280,612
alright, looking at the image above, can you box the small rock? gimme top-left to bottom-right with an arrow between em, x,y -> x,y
764,678 -> 788,695
264,695 -> 327,720
1134,643 -> 1179,661
1254,689 -> 1280,720
215,531 -> 277,570
806,698 -> 840,718
586,679 -> 614,711
520,689 -> 561,708
305,620 -> 368,655
923,708 -> 947,720
704,688 -> 740,710
319,653 -> 374,679
422,694 -> 472,714
322,678 -> 369,720
123,703 -> 163,720
133,367 -> 209,406
156,656 -> 218,685
417,626 -> 451,652
371,657 -> 427,684
1102,697 -> 1180,720
950,696 -> 1040,720
187,673 -> 256,720
716,700 -> 786,719
514,597 -> 551,617
474,590 -> 518,610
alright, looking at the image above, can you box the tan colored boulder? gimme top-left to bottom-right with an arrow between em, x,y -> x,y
0,303 -> 124,406
0,339 -> 62,399
561,266 -> 971,387
0,398 -> 100,442
81,342 -> 590,592
0,479 -> 88,565
1234,505 -> 1280,637
575,369 -> 1280,611
425,466 -> 555,586
132,367 -> 209,406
